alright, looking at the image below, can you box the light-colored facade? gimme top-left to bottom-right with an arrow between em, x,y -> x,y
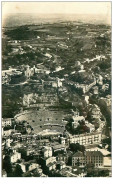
42,147 -> 52,158
11,152 -> 21,163
19,163 -> 26,172
2,118 -> 13,127
69,131 -> 102,146
29,163 -> 39,171
45,157 -> 56,166
72,151 -> 103,168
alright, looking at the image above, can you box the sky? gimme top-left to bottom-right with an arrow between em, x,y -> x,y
2,2 -> 111,26
2,1 -> 111,15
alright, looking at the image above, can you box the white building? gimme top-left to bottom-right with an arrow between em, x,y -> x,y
29,163 -> 39,171
85,121 -> 95,132
11,151 -> 21,163
2,118 -> 13,127
60,137 -> 66,145
18,163 -> 26,172
57,78 -> 62,87
69,131 -> 102,146
25,65 -> 35,78
97,75 -> 103,85
6,138 -> 11,147
72,109 -> 85,122
45,157 -> 56,166
42,147 -> 52,158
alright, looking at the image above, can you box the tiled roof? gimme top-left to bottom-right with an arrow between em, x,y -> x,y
86,151 -> 103,157
73,151 -> 84,157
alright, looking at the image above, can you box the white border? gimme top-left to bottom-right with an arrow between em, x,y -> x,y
0,1 -> 113,195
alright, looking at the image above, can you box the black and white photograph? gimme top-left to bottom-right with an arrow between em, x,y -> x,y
1,1 -> 112,178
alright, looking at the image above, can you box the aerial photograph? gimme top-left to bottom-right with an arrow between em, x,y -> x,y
1,2 -> 112,177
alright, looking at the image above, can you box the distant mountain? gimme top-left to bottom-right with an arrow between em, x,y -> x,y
2,13 -> 111,27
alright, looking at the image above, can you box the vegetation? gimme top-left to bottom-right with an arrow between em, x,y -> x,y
70,143 -> 85,153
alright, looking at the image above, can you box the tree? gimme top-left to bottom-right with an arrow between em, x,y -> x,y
70,143 -> 85,153
2,155 -> 12,176
65,117 -> 74,134
18,148 -> 27,160
14,164 -> 23,177
98,170 -> 109,177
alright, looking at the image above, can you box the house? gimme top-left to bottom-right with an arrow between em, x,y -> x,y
46,161 -> 56,171
72,166 -> 86,177
59,137 -> 65,145
42,146 -> 52,158
28,163 -> 40,171
12,133 -> 22,141
3,129 -> 14,137
56,153 -> 68,163
92,86 -> 99,95
6,138 -> 11,147
2,118 -> 13,127
69,131 -> 102,146
72,151 -> 103,168
11,151 -> 21,163
85,121 -> 95,132
56,161 -> 66,170
41,156 -> 56,167
2,170 -> 7,177
91,105 -> 101,119
25,65 -> 35,78
72,152 -> 85,167
18,163 -> 26,173
86,151 -> 103,167
72,109 -> 85,123
56,166 -> 77,177
37,168 -> 43,175
97,75 -> 103,85
52,144 -> 66,153
41,156 -> 56,172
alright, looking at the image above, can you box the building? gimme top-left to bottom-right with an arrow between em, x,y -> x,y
90,104 -> 101,119
2,118 -> 13,127
57,78 -> 62,87
41,156 -> 56,166
69,131 -> 102,146
56,161 -> 66,170
46,161 -> 56,171
2,129 -> 14,137
6,138 -> 11,147
11,151 -> 21,163
85,121 -> 95,132
42,146 -> 52,158
97,75 -> 103,85
18,163 -> 26,173
92,86 -> 99,95
72,151 -> 103,168
56,153 -> 68,163
86,147 -> 111,168
28,163 -> 40,171
72,152 -> 85,167
52,144 -> 66,153
2,170 -> 7,177
60,137 -> 66,145
72,109 -> 85,123
41,156 -> 56,172
25,65 -> 35,78
86,151 -> 103,167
